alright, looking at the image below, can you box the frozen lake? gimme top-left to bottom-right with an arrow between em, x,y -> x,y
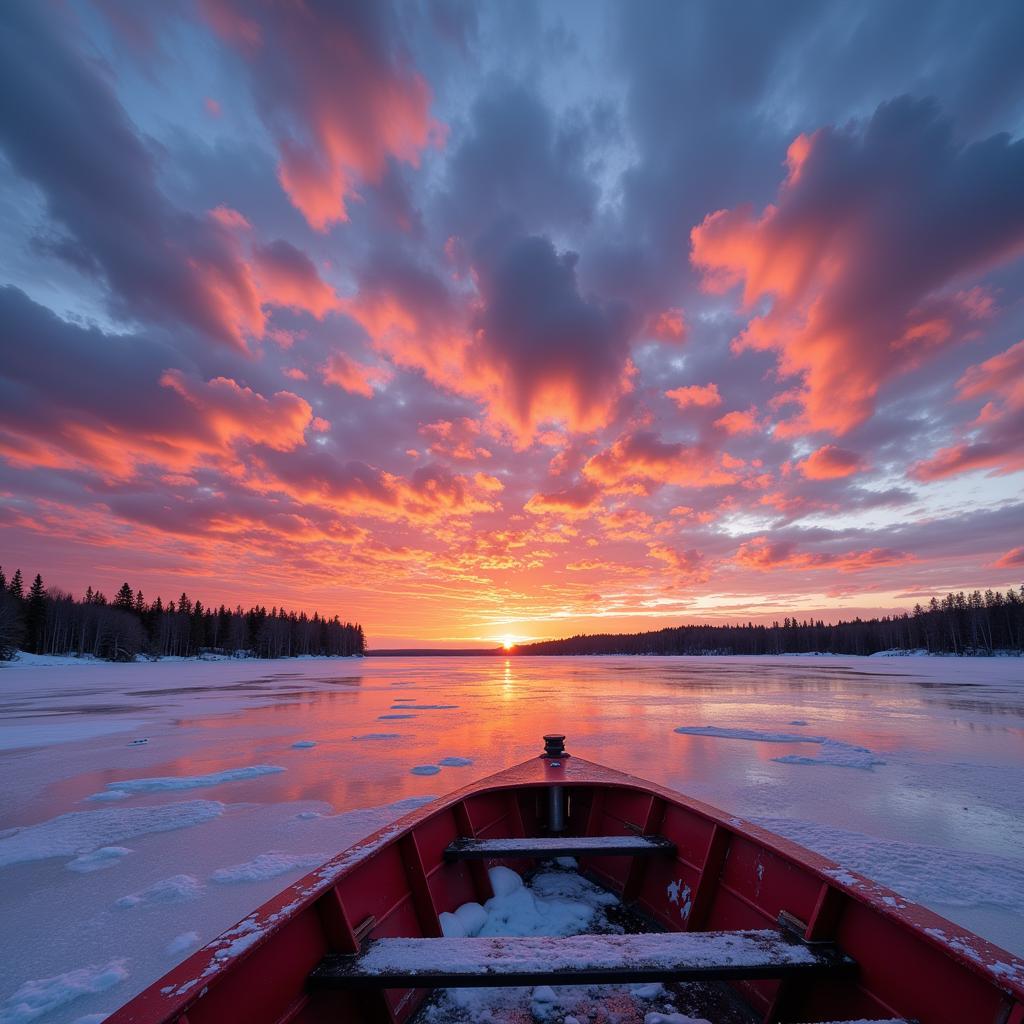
1,654 -> 1022,1023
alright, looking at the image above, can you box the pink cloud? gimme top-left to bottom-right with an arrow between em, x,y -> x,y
648,308 -> 687,341
913,340 -> 1024,480
252,240 -> 340,318
321,352 -> 392,398
583,431 -> 740,491
798,444 -> 865,479
734,536 -> 913,573
666,383 -> 721,409
201,0 -> 441,230
159,370 -> 312,452
691,99 -> 1023,437
713,407 -> 761,435
993,546 -> 1024,569
420,419 -> 492,461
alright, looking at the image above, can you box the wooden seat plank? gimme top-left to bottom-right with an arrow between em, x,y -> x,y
443,834 -> 676,861
309,929 -> 854,990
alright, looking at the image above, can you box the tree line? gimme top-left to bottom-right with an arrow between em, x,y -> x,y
514,587 -> 1024,657
0,565 -> 365,662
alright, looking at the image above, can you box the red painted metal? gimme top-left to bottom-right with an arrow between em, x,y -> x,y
106,755 -> 1024,1024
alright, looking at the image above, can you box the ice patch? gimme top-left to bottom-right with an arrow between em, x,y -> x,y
0,720 -> 147,751
90,764 -> 285,799
645,1014 -> 711,1024
757,817 -> 1024,914
389,704 -> 458,710
352,733 -> 400,740
211,851 -> 327,883
788,720 -> 808,726
116,874 -> 204,907
0,800 -> 224,868
673,725 -> 883,769
378,714 -> 416,720
165,932 -> 200,956
438,756 -> 473,767
0,959 -> 127,1024
410,765 -> 440,776
66,847 -> 132,873
290,741 -> 316,749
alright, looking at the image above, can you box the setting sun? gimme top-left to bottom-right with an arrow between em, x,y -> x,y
501,637 -> 516,651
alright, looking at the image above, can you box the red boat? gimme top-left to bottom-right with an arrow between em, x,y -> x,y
108,736 -> 1024,1024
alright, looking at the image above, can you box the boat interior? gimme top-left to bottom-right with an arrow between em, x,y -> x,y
111,741 -> 1024,1024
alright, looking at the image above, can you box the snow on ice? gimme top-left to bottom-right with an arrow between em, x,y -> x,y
0,801 -> 224,868
116,874 -> 204,907
65,847 -> 132,873
0,960 -> 127,1024
673,725 -> 884,769
88,764 -> 285,800
210,852 -> 328,884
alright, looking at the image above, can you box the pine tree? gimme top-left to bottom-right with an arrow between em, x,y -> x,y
135,590 -> 146,614
26,574 -> 47,653
0,567 -> 6,591
9,569 -> 24,600
114,582 -> 135,610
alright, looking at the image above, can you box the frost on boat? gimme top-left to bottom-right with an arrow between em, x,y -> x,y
103,742 -> 1024,1024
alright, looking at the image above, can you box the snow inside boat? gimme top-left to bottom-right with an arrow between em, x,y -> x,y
107,736 -> 1024,1024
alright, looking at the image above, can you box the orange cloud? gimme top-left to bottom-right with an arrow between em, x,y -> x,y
321,352 -> 392,398
583,431 -> 740,491
912,340 -> 1024,480
648,308 -> 687,341
713,407 -> 761,435
159,370 -> 312,452
993,546 -> 1024,569
691,99 -> 1018,438
798,444 -> 864,479
202,0 -> 441,230
734,536 -> 912,573
252,240 -> 340,318
666,383 -> 721,409
420,419 -> 492,461
648,544 -> 710,580
524,481 -> 601,518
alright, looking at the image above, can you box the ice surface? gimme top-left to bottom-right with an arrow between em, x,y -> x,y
89,764 -> 285,799
757,817 -> 1024,915
66,847 -> 132,873
410,765 -> 441,776
379,713 -> 416,719
391,704 -> 458,710
0,801 -> 224,868
352,733 -> 400,740
210,852 -> 327,883
290,741 -> 316,749
673,725 -> 884,769
438,756 -> 473,767
164,933 -> 199,957
116,874 -> 204,907
645,1015 -> 710,1024
0,960 -> 127,1024
0,721 -> 148,751
2,653 -> 1022,1023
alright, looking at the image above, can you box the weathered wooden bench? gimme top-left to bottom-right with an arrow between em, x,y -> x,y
308,928 -> 855,990
443,834 -> 676,861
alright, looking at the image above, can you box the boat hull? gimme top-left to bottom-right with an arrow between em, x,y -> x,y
107,755 -> 1024,1024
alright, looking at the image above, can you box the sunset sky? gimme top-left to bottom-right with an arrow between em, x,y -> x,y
1,1 -> 1023,647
